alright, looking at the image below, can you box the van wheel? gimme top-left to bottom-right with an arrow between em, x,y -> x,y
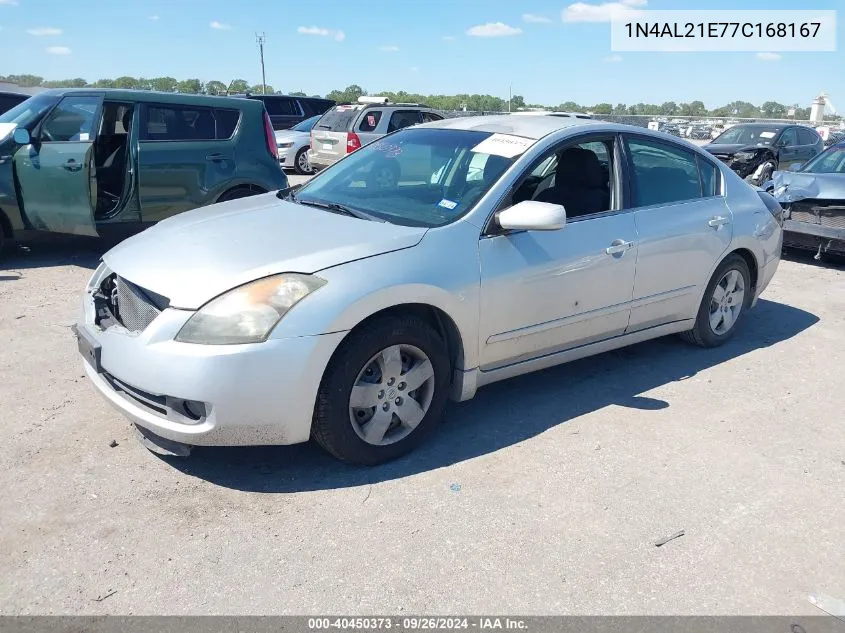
312,315 -> 451,465
681,254 -> 751,348
294,148 -> 313,175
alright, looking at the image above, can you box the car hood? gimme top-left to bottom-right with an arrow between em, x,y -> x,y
703,143 -> 765,156
771,170 -> 845,203
103,193 -> 428,309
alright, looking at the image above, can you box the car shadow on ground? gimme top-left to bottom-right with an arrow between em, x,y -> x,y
782,246 -> 845,270
1,234 -> 120,273
164,298 -> 819,493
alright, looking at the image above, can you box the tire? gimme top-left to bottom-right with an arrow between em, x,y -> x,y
217,187 -> 260,203
294,147 -> 313,175
681,254 -> 752,348
312,314 -> 451,465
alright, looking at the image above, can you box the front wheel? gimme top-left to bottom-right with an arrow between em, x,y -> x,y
294,147 -> 313,175
312,315 -> 451,465
681,254 -> 752,348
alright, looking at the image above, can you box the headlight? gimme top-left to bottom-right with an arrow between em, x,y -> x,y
277,142 -> 294,149
734,151 -> 756,161
175,274 -> 326,345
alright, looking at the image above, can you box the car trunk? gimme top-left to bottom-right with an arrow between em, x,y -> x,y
310,105 -> 360,167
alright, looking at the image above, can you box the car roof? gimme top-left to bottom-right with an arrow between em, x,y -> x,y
31,88 -> 260,108
420,114 -> 601,139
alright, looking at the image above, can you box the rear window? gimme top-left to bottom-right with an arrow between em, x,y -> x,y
798,127 -> 819,145
259,96 -> 300,117
315,106 -> 360,131
140,104 -> 240,141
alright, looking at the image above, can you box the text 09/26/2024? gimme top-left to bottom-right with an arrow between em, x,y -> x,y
610,10 -> 836,52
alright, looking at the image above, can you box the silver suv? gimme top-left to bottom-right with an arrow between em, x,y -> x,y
307,96 -> 444,174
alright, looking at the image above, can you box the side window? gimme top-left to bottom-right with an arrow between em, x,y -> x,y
510,136 -> 616,217
798,127 -> 818,146
214,109 -> 240,139
141,104 -> 217,141
387,110 -> 423,133
263,98 -> 297,116
778,128 -> 799,147
697,155 -> 719,197
357,109 -> 383,132
627,137 -> 702,207
422,112 -> 444,123
39,96 -> 100,142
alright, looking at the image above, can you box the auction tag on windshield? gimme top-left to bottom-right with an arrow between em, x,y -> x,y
471,133 -> 534,158
759,132 -> 776,139
438,199 -> 458,210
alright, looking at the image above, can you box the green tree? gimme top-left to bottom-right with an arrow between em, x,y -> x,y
205,80 -> 227,95
327,84 -> 366,103
659,101 -> 679,115
149,77 -> 178,92
113,76 -> 139,89
249,84 -> 275,95
176,79 -> 203,94
288,91 -> 306,97
42,77 -> 87,88
509,94 -> 526,110
760,101 -> 787,118
591,103 -> 613,115
92,78 -> 116,88
226,79 -> 250,94
1,74 -> 44,87
612,103 -> 628,114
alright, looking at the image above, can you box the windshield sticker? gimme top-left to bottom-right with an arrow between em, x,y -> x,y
438,199 -> 458,210
471,133 -> 534,158
759,132 -> 776,139
372,142 -> 402,157
367,114 -> 376,127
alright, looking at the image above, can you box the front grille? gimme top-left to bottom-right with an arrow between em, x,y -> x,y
788,200 -> 845,229
104,275 -> 169,333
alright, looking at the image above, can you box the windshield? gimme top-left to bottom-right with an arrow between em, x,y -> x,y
293,128 -> 528,227
800,145 -> 845,174
712,125 -> 780,146
0,93 -> 59,127
292,115 -> 320,132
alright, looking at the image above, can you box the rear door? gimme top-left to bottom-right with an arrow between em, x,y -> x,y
13,94 -> 102,236
622,134 -> 732,331
797,127 -> 822,164
775,127 -> 802,170
136,102 -> 237,222
310,105 -> 360,166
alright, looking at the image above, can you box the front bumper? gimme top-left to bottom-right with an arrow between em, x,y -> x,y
783,219 -> 845,241
77,291 -> 348,447
277,146 -> 298,169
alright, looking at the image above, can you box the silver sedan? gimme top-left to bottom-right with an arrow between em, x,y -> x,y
74,115 -> 783,465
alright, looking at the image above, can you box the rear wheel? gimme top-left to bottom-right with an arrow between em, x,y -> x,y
681,254 -> 751,348
312,315 -> 450,465
294,147 -> 313,175
217,187 -> 263,203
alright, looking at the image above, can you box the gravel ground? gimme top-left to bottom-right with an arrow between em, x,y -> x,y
0,223 -> 843,615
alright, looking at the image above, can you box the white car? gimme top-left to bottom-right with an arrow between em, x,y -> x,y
275,114 -> 320,174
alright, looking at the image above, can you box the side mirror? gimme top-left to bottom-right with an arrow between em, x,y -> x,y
788,162 -> 804,172
496,200 -> 567,232
12,128 -> 31,145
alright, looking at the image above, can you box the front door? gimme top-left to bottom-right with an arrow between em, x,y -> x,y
14,95 -> 102,236
478,133 -> 638,370
622,134 -> 733,331
775,127 -> 802,170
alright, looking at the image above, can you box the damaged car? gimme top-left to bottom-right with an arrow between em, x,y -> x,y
771,139 -> 845,258
703,123 -> 823,187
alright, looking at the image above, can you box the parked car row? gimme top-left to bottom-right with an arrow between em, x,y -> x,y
70,114 -> 783,465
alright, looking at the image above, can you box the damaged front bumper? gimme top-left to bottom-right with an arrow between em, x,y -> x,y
782,200 -> 845,255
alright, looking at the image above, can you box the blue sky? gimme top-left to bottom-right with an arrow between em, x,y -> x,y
1,0 -> 842,108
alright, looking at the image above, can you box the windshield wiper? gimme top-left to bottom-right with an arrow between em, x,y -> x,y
276,184 -> 303,201
295,198 -> 385,222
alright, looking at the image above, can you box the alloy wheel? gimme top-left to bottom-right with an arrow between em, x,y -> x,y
709,269 -> 746,335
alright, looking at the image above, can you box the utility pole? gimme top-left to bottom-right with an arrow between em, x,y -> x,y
508,84 -> 512,112
256,33 -> 267,95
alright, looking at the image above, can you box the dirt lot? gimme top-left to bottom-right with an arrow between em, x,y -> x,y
0,232 -> 843,615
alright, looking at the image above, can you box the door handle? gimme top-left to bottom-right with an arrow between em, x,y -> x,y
708,215 -> 730,228
605,239 -> 634,255
206,153 -> 225,161
62,159 -> 82,172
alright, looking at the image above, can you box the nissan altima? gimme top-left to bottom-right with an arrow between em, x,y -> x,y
74,115 -> 783,465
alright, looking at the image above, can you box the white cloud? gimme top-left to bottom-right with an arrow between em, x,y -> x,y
297,25 -> 344,41
378,45 -> 400,52
562,0 -> 647,22
27,27 -> 62,36
0,0 -> 19,5
604,54 -> 624,62
149,15 -> 159,21
210,21 -> 231,30
523,13 -> 552,23
46,45 -> 71,55
756,52 -> 781,61
442,35 -> 456,41
466,22 -> 522,37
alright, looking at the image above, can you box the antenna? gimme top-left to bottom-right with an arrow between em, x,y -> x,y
256,33 -> 267,95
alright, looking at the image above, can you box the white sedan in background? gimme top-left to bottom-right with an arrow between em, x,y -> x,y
275,114 -> 320,174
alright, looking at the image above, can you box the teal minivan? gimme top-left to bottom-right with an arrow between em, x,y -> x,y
0,89 -> 287,251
